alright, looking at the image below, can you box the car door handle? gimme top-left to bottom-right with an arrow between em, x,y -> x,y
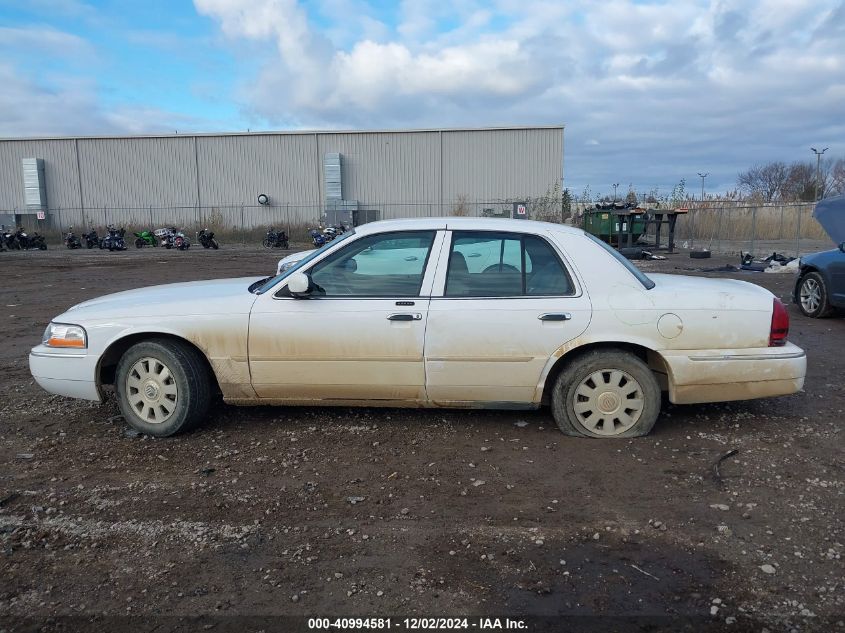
388,313 -> 422,321
538,313 -> 572,321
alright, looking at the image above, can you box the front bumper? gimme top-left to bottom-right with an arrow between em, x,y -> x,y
29,346 -> 101,401
660,342 -> 806,405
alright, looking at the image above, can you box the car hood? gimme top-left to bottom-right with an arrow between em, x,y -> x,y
57,277 -> 264,321
813,194 -> 845,244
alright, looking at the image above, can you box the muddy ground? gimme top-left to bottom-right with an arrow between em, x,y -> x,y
0,244 -> 842,632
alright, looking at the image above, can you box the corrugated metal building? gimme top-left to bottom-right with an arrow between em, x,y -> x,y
0,126 -> 563,230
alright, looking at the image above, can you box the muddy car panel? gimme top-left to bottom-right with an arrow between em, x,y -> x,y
30,217 -> 806,412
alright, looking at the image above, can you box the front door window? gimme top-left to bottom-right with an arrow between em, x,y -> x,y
307,231 -> 436,297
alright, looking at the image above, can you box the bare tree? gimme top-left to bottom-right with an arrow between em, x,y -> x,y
829,158 -> 845,196
782,162 -> 817,202
737,161 -> 788,202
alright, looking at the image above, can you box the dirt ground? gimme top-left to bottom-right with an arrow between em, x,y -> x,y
0,244 -> 842,632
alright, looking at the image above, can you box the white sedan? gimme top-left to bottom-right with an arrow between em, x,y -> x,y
30,218 -> 806,438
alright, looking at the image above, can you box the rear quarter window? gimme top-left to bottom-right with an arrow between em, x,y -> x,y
586,233 -> 655,289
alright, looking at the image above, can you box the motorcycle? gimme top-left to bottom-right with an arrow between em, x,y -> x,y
197,228 -> 219,249
0,227 -> 13,251
64,227 -> 82,249
84,228 -> 99,249
160,227 -> 190,250
11,228 -> 47,250
322,226 -> 339,242
133,229 -> 158,248
262,227 -> 289,249
99,225 -> 127,251
309,228 -> 326,248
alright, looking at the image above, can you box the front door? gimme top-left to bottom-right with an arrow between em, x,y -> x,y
424,229 -> 591,405
248,230 -> 443,402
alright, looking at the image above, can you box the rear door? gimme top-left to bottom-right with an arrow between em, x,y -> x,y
424,229 -> 591,405
248,230 -> 444,402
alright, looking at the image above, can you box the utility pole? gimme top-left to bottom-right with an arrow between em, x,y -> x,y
697,172 -> 709,202
811,147 -> 828,202
612,183 -> 619,202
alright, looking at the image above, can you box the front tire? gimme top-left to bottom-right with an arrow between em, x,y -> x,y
115,339 -> 211,437
135,238 -> 145,248
550,350 -> 661,438
797,271 -> 833,318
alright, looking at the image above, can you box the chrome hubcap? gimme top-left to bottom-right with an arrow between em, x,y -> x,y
573,369 -> 644,436
800,278 -> 821,313
126,357 -> 178,424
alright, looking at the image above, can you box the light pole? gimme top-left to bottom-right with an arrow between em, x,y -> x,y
697,172 -> 709,202
612,183 -> 619,202
811,147 -> 828,201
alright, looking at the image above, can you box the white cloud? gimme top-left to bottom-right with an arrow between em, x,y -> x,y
0,26 -> 94,57
191,0 -> 845,191
0,62 -> 209,137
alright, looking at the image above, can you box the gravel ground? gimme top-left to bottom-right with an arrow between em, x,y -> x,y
0,244 -> 842,632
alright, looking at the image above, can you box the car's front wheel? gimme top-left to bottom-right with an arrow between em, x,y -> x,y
797,271 -> 833,318
115,339 -> 211,437
551,350 -> 661,438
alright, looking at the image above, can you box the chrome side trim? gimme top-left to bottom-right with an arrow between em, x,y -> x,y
688,351 -> 806,362
30,351 -> 87,359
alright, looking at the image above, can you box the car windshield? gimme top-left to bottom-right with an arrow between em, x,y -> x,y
252,229 -> 356,294
586,233 -> 655,290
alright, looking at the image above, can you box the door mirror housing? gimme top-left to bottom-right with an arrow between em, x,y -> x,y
287,272 -> 312,296
839,241 -> 845,253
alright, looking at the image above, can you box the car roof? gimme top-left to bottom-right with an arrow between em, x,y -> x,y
353,217 -> 585,237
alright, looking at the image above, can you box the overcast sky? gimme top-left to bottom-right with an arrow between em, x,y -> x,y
0,0 -> 843,197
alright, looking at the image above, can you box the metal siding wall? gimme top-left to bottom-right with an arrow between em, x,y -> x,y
316,131 -> 440,217
197,134 -> 320,206
78,137 -> 197,208
441,128 -> 563,202
0,128 -> 563,221
0,139 -> 80,210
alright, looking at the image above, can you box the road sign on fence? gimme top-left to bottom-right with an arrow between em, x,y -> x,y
36,211 -> 45,220
512,202 -> 527,219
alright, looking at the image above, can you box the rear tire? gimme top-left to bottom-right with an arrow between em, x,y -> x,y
115,339 -> 211,437
550,350 -> 661,438
211,239 -> 219,249
797,272 -> 833,318
135,238 -> 145,248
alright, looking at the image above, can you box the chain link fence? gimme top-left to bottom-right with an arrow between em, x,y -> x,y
1,199 -> 836,256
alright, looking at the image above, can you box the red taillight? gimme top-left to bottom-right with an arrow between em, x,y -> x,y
769,298 -> 789,347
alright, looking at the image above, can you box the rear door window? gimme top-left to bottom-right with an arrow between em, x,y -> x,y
445,231 -> 573,297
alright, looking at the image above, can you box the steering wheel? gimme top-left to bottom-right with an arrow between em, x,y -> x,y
481,263 -> 520,274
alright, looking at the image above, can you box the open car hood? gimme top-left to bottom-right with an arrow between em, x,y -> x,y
813,194 -> 845,244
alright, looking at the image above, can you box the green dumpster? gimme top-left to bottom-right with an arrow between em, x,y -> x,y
582,203 -> 648,245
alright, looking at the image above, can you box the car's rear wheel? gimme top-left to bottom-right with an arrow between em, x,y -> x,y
115,339 -> 211,437
551,350 -> 661,438
797,272 -> 833,318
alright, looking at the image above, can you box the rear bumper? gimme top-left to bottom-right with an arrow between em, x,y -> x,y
29,347 -> 102,402
661,342 -> 806,405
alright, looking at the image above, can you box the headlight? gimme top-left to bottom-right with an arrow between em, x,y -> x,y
42,323 -> 87,349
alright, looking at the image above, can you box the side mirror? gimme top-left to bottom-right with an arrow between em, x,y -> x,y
287,272 -> 311,297
839,242 -> 845,253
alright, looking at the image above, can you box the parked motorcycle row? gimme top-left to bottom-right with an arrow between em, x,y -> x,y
307,224 -> 347,248
59,226 -> 220,252
4,221 -> 335,253
1,227 -> 48,251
